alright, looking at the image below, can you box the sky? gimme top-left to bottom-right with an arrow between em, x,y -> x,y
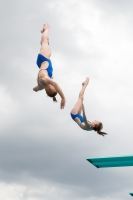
1,0 -> 133,199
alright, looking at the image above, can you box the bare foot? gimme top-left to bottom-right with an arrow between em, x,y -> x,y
82,77 -> 89,86
40,23 -> 50,33
45,23 -> 50,30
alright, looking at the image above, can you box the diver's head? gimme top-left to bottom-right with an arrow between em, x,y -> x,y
44,84 -> 57,102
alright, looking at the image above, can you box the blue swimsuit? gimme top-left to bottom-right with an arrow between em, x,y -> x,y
70,113 -> 91,123
71,113 -> 84,123
36,54 -> 53,78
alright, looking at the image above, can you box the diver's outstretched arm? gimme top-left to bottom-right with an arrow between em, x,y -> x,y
39,76 -> 66,109
82,104 -> 91,128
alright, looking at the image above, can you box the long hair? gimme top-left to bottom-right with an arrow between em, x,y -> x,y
46,91 -> 58,102
93,122 -> 107,137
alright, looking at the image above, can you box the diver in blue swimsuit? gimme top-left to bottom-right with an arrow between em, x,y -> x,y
33,24 -> 66,109
70,78 -> 107,136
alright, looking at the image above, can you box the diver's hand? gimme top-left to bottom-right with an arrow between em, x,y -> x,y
60,97 -> 66,109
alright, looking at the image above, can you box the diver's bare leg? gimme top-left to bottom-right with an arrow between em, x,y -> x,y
40,24 -> 51,58
33,24 -> 51,92
71,78 -> 89,114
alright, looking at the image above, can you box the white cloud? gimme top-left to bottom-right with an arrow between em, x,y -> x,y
0,87 -> 19,130
1,0 -> 133,199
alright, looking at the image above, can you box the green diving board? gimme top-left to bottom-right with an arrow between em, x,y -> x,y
130,193 -> 133,197
86,155 -> 133,168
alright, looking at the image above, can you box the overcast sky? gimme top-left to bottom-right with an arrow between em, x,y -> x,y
1,0 -> 133,199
